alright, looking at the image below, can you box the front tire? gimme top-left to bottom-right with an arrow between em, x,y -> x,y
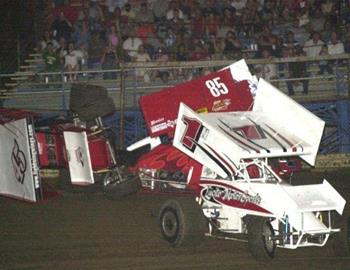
159,198 -> 206,247
246,216 -> 276,261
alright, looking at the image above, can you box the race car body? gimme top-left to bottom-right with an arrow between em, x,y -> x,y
130,60 -> 347,259
168,78 -> 345,252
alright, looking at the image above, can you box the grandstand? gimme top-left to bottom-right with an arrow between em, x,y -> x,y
0,0 -> 349,153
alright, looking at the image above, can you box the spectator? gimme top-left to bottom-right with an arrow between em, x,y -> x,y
283,31 -> 300,51
287,18 -> 309,46
222,8 -> 234,27
167,8 -> 187,34
176,43 -> 189,61
190,9 -> 206,39
107,25 -> 119,48
40,30 -> 59,52
321,0 -> 334,16
134,44 -> 151,83
51,11 -> 73,42
254,48 -> 277,81
231,0 -> 247,11
303,31 -> 324,57
223,30 -> 242,59
135,2 -> 154,24
288,46 -> 309,95
43,42 -> 60,73
57,36 -> 68,65
164,27 -> 177,50
152,0 -> 170,22
153,47 -> 170,83
166,1 -> 184,21
121,3 -> 136,21
87,32 -> 106,68
122,29 -> 143,61
64,42 -> 84,81
318,45 -> 332,75
189,42 -> 209,61
207,33 -> 223,60
72,21 -> 90,52
88,1 -> 105,27
51,0 -> 79,25
309,8 -> 325,32
327,31 -> 345,55
206,12 -> 219,36
105,0 -> 128,15
101,42 -> 119,79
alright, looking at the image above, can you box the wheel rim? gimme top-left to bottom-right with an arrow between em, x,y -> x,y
262,221 -> 275,254
103,173 -> 114,187
161,210 -> 179,238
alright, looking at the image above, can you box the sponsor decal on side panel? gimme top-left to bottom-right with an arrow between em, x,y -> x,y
202,185 -> 261,206
75,147 -> 84,167
200,182 -> 270,214
28,124 -> 40,189
150,119 -> 178,133
11,139 -> 27,184
212,99 -> 231,112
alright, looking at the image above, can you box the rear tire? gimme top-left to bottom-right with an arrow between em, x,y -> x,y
103,169 -> 141,199
159,198 -> 206,247
246,216 -> 276,261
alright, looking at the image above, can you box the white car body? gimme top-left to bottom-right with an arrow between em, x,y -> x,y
172,75 -> 345,249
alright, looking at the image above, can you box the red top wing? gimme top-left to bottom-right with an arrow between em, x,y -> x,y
140,68 -> 253,138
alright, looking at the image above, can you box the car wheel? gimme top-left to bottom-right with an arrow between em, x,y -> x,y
246,216 -> 276,261
102,168 -> 141,199
159,198 -> 206,247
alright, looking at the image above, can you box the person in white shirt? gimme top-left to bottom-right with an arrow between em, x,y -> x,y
64,42 -> 83,81
303,31 -> 324,57
134,44 -> 151,83
122,31 -> 143,61
327,31 -> 345,55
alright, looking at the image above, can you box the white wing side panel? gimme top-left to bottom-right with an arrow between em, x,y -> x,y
64,131 -> 94,185
253,79 -> 325,166
0,118 -> 38,202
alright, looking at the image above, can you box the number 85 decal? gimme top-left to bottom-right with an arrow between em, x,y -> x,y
205,77 -> 228,97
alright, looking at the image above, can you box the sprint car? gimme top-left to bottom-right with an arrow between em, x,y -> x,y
0,84 -> 140,202
126,60 -> 348,260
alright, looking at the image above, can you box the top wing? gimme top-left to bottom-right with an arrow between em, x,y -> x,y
173,80 -> 325,178
139,60 -> 257,138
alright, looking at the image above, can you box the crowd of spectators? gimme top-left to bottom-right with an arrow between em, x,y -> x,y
39,0 -> 350,86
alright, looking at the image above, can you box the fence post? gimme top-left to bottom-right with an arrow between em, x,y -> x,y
119,63 -> 125,149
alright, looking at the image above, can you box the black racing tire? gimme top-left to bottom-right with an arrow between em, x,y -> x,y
58,169 -> 101,193
72,96 -> 116,122
70,83 -> 108,111
246,216 -> 276,261
102,170 -> 141,200
332,213 -> 350,257
159,198 -> 207,247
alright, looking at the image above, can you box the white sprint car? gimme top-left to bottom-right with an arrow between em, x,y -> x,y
137,60 -> 348,260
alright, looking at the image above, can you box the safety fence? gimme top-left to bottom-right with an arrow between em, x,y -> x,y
0,54 -> 349,151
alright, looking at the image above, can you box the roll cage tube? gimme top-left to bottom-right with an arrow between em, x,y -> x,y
233,158 -> 282,184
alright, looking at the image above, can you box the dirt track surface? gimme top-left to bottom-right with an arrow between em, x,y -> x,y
1,171 -> 350,270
